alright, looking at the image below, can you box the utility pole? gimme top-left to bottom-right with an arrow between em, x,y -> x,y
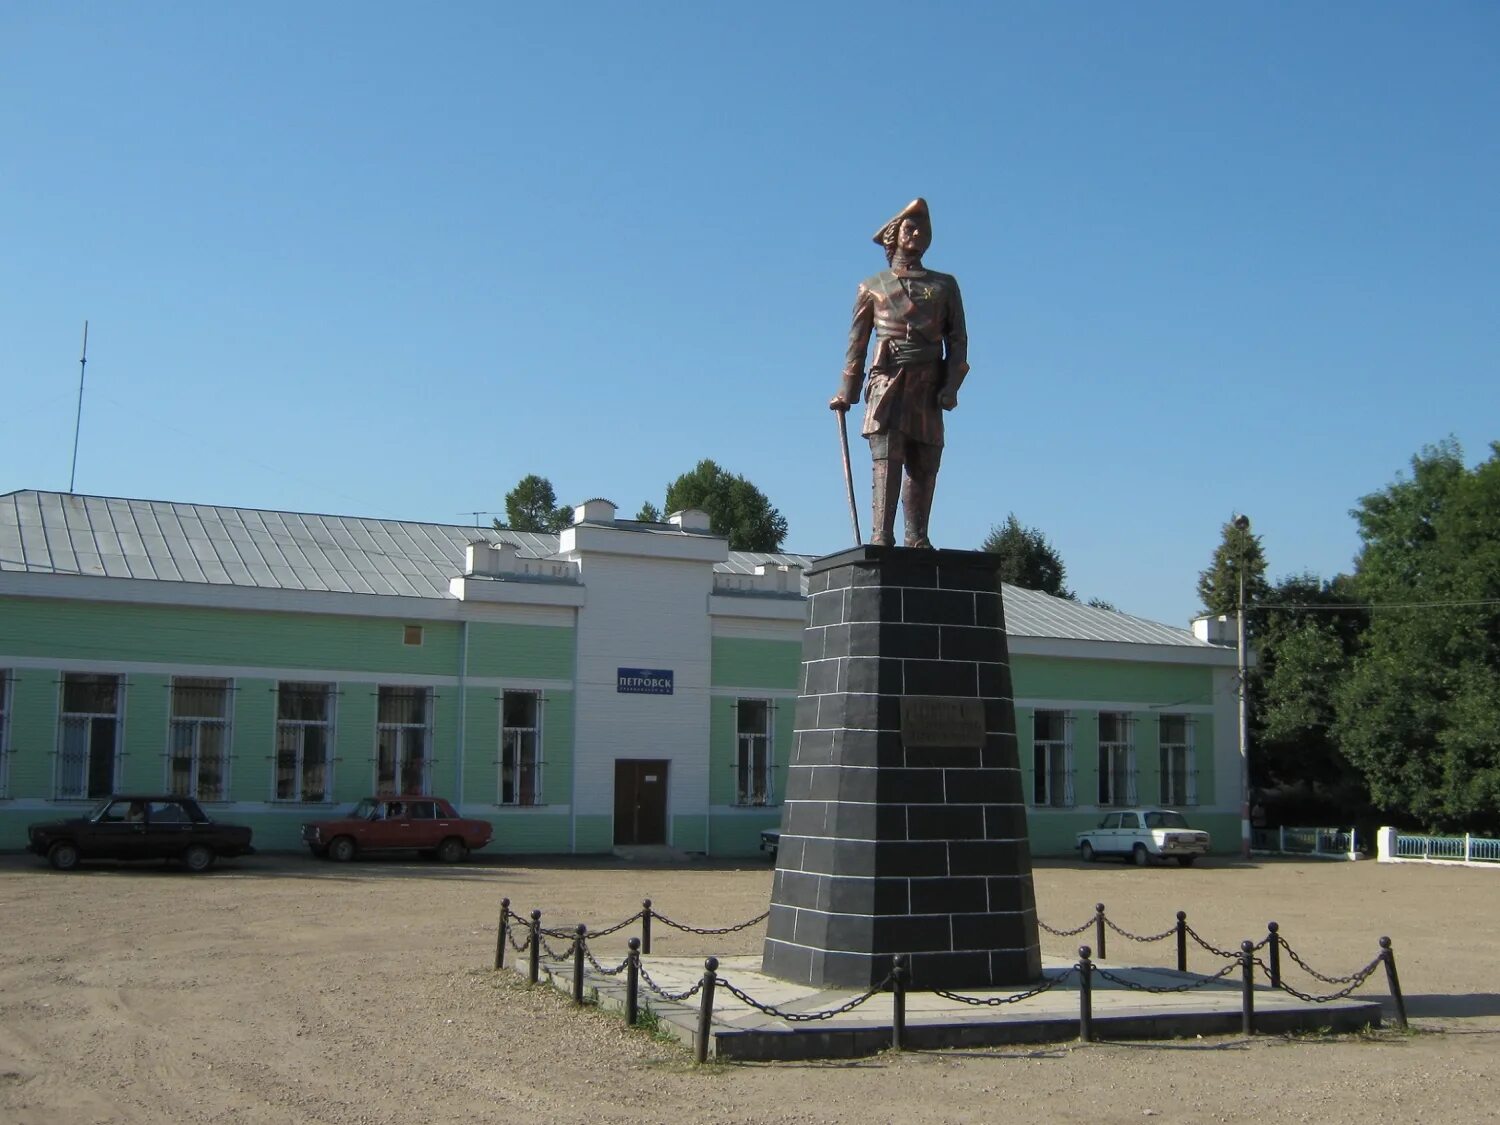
1234,513 -> 1251,860
68,321 -> 89,494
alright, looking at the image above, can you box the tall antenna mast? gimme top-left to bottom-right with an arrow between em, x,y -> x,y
68,320 -> 89,494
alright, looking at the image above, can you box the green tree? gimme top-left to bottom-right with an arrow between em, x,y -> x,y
1197,515 -> 1270,616
1252,572 -> 1366,808
661,460 -> 788,552
635,501 -> 662,523
980,514 -> 1071,597
1334,440 -> 1500,832
499,474 -> 573,533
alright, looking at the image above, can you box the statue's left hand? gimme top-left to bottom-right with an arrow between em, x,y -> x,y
938,389 -> 958,411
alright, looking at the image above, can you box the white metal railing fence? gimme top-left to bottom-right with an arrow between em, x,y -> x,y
1378,827 -> 1500,866
1251,826 -> 1360,860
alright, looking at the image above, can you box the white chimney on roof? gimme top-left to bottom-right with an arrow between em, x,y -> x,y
1191,613 -> 1236,646
668,508 -> 713,533
572,498 -> 617,525
466,540 -> 520,577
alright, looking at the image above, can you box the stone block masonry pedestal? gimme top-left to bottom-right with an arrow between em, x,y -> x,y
761,545 -> 1042,990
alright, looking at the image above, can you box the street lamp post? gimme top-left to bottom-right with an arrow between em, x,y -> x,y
1233,513 -> 1251,860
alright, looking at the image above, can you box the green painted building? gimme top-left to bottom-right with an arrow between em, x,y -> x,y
0,490 -> 1240,856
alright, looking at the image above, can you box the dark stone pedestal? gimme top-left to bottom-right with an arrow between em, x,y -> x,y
761,546 -> 1042,990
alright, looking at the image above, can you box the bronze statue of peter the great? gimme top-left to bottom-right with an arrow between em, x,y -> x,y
830,197 -> 969,549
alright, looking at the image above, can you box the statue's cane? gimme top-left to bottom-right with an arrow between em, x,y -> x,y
837,408 -> 862,545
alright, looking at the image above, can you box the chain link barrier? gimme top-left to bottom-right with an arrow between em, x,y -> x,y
583,946 -> 631,977
649,908 -> 770,936
537,933 -> 574,962
1038,917 -> 1093,938
637,963 -> 705,1003
497,898 -> 1395,1031
716,975 -> 890,1022
1102,917 -> 1176,943
1267,955 -> 1385,1004
1094,961 -> 1240,994
934,968 -> 1077,1006
1185,924 -> 1242,960
1280,941 -> 1374,985
585,911 -> 646,939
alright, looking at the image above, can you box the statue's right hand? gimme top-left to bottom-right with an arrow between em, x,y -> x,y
829,394 -> 852,412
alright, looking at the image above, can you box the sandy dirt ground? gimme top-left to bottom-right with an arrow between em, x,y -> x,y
1,850 -> 1497,1125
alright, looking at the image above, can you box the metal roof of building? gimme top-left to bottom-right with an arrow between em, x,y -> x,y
1,490 -> 1213,649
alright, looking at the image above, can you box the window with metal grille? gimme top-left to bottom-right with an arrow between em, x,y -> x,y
500,690 -> 541,806
169,677 -> 232,802
0,670 -> 10,798
735,699 -> 773,806
1097,711 -> 1136,806
56,672 -> 122,799
376,686 -> 431,795
1031,709 -> 1075,807
275,682 -> 334,803
1158,714 -> 1198,806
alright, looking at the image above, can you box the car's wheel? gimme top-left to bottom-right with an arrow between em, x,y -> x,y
1176,855 -> 1197,867
328,836 -> 356,862
47,841 -> 81,871
436,837 -> 468,863
182,843 -> 216,873
1133,843 -> 1150,867
1080,841 -> 1096,863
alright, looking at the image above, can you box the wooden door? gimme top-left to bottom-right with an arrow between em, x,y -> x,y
613,759 -> 669,845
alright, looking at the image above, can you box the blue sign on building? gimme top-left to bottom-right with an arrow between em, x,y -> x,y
616,668 -> 674,695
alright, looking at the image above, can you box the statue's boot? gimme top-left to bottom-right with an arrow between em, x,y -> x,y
903,471 -> 938,549
870,459 -> 900,546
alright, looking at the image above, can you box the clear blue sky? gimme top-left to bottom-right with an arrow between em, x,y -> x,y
4,2 -> 1497,627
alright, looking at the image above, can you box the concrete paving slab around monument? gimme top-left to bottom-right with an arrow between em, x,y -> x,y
518,951 -> 1385,1061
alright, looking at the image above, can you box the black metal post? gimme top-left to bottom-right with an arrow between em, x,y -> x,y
572,924 -> 587,1005
1176,911 -> 1187,972
495,897 -> 510,970
695,957 -> 719,1064
1078,945 -> 1094,1043
1380,937 -> 1408,1030
890,955 -> 908,1052
528,909 -> 541,985
642,899 -> 653,955
1240,939 -> 1255,1035
1266,922 -> 1281,989
1094,903 -> 1107,961
625,937 -> 641,1026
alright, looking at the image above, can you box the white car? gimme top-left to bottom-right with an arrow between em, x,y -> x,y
1076,809 -> 1211,867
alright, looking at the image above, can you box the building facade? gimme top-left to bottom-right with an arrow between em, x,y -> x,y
0,490 -> 1240,855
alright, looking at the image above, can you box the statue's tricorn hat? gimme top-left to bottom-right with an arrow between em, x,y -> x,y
873,197 -> 930,247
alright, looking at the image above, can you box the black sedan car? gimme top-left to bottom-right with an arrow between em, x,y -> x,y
26,795 -> 255,872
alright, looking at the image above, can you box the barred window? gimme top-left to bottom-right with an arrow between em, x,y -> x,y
169,677 -> 232,802
735,699 -> 773,806
1031,709 -> 1074,807
1158,714 -> 1198,806
276,682 -> 334,803
1097,711 -> 1136,807
57,672 -> 122,799
376,686 -> 431,795
500,690 -> 541,806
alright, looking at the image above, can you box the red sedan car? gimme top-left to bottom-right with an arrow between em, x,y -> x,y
301,796 -> 493,863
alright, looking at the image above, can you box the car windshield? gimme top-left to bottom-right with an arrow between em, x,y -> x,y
1144,812 -> 1190,829
87,798 -> 115,821
351,799 -> 379,819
